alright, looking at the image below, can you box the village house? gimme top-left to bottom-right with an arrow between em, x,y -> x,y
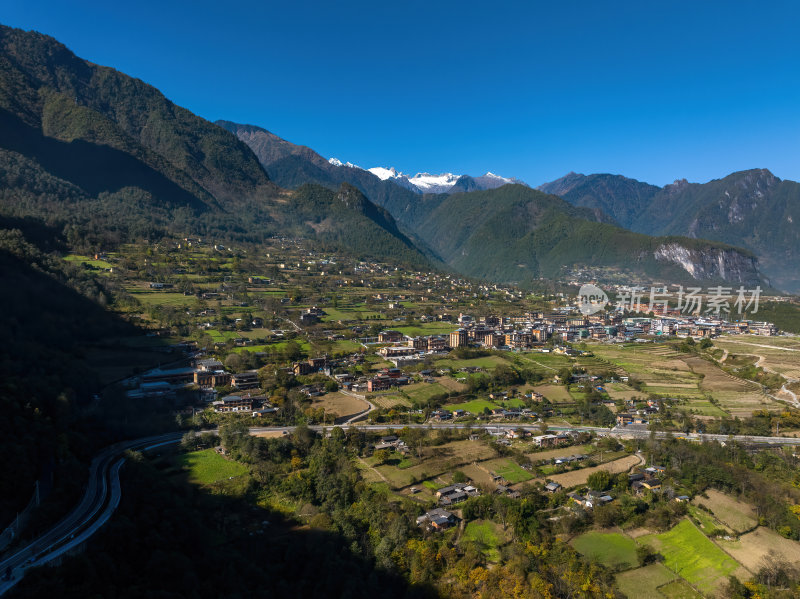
378,330 -> 404,343
436,483 -> 480,505
231,370 -> 260,390
416,508 -> 457,531
193,369 -> 232,389
212,395 -> 254,413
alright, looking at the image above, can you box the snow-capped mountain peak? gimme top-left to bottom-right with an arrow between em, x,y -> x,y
329,156 -> 527,194
328,157 -> 362,169
403,172 -> 459,194
368,166 -> 404,181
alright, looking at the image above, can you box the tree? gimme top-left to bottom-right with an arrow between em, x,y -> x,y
225,352 -> 245,372
283,340 -> 303,362
373,449 -> 390,465
587,470 -> 611,491
492,364 -> 521,387
180,430 -> 199,451
593,503 -> 620,528
636,544 -> 659,566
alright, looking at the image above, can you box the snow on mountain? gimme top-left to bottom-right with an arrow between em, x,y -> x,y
406,172 -> 461,194
483,172 -> 512,183
368,166 -> 403,181
328,157 -> 362,169
331,157 -> 526,194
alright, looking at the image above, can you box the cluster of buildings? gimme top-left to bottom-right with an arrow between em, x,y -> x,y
615,398 -> 666,427
365,308 -> 780,375
435,482 -> 481,506
126,358 -> 261,400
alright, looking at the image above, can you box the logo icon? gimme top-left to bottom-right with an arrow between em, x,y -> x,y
578,284 -> 609,315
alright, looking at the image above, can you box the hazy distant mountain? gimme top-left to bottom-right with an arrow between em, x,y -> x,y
541,168 -> 800,291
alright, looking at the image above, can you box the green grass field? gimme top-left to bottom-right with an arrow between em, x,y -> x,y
485,458 -> 533,484
403,382 -> 449,404
64,253 -> 114,269
444,399 -> 501,414
433,355 -> 510,371
462,520 -> 505,562
179,449 -> 249,484
658,580 -> 703,598
499,397 -> 525,408
129,291 -> 197,307
615,563 -> 678,598
331,339 -> 363,353
572,531 -> 639,571
641,519 -> 742,595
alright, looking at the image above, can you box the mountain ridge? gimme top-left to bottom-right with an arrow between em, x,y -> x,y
540,168 -> 798,291
0,25 -> 432,268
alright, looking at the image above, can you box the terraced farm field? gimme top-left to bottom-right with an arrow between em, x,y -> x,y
482,458 -> 534,483
615,563 -> 679,598
716,526 -> 800,572
433,355 -> 511,371
591,343 -> 779,418
639,519 -> 746,596
310,392 -> 368,420
542,454 -> 641,488
525,444 -> 595,463
691,489 -> 757,533
376,439 -> 497,489
591,344 -> 705,399
531,384 -> 573,404
403,382 -> 450,404
572,531 -> 638,570
714,335 -> 800,380
370,393 -> 412,409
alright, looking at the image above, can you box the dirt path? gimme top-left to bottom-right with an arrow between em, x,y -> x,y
780,384 -> 799,405
715,344 -> 800,408
516,354 -> 557,371
340,389 -> 376,424
721,339 -> 800,354
356,456 -> 390,484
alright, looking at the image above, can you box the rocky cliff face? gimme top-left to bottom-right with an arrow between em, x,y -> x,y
653,243 -> 763,287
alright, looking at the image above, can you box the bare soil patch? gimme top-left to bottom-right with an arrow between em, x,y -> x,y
311,392 -> 368,419
716,527 -> 800,573
539,454 -> 641,489
692,489 -> 757,532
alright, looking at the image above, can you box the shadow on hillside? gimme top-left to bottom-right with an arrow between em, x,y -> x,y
0,108 -> 205,209
0,247 -> 178,532
8,455 -> 439,599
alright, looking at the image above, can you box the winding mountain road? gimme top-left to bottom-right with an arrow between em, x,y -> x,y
3,423 -> 800,594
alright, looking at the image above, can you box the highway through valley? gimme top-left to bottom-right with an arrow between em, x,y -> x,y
1,422 -> 799,594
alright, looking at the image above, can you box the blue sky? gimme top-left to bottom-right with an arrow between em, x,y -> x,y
4,1 -> 800,186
